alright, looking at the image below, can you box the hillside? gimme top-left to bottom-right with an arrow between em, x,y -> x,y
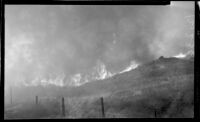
64,56 -> 194,97
5,56 -> 194,118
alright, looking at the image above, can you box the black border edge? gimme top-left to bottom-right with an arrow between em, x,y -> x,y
3,0 -> 200,121
4,0 -> 170,5
194,1 -> 200,120
1,0 -> 4,121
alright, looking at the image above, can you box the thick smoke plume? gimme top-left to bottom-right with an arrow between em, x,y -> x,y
5,2 -> 194,87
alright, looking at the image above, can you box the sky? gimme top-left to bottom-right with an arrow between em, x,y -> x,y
5,2 -> 194,87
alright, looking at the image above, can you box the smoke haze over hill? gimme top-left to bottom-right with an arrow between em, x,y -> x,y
5,2 -> 194,87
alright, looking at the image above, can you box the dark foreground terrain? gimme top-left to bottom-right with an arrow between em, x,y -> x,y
4,56 -> 194,119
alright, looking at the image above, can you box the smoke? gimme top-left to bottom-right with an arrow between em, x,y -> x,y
5,3 -> 194,87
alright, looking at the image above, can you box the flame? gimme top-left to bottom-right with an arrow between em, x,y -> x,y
22,61 -> 139,87
49,73 -> 65,86
24,73 -> 65,87
69,60 -> 138,86
95,61 -> 114,80
70,73 -> 82,86
119,61 -> 139,74
173,53 -> 186,58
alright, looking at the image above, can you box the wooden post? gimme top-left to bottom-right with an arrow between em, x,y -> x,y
62,97 -> 65,116
155,109 -> 157,118
10,86 -> 12,105
36,96 -> 38,105
100,97 -> 105,118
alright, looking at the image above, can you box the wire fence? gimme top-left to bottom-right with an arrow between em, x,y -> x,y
5,95 -> 161,119
5,74 -> 193,119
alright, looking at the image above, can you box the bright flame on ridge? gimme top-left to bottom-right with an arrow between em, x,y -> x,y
119,61 -> 139,74
95,61 -> 114,80
173,53 -> 186,58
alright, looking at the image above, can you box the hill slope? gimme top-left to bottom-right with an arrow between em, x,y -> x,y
65,56 -> 194,97
5,56 -> 194,118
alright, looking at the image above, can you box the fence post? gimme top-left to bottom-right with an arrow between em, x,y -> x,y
100,97 -> 105,118
155,109 -> 157,118
36,96 -> 38,105
62,97 -> 65,116
10,86 -> 12,105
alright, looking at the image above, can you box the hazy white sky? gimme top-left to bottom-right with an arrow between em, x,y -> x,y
5,2 -> 194,87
